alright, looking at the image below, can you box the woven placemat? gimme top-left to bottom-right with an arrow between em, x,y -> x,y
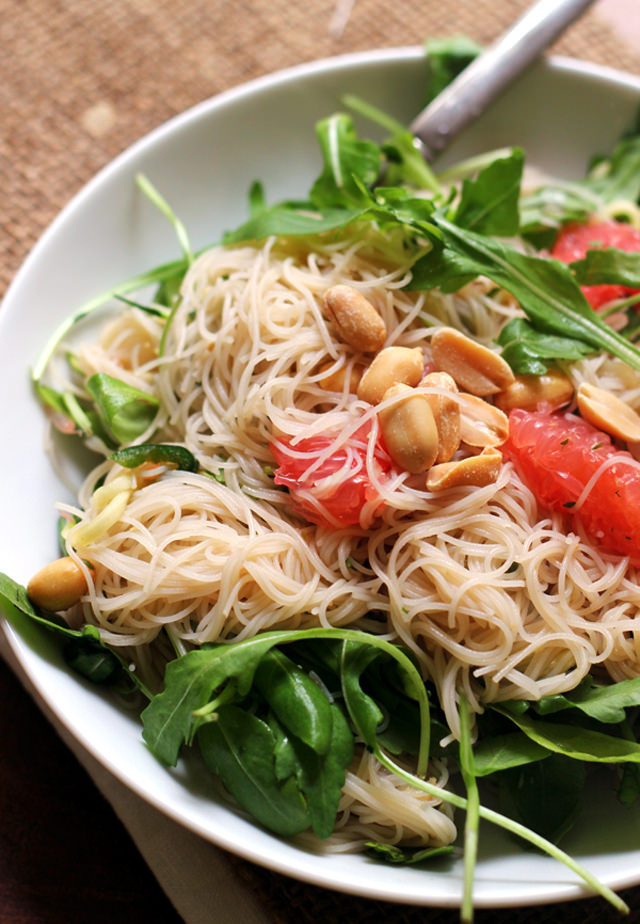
3,1 -> 640,922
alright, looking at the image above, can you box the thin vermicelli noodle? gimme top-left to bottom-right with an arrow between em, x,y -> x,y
54,227 -> 640,847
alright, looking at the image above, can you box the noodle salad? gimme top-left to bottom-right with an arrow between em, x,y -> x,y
6,60 -> 640,918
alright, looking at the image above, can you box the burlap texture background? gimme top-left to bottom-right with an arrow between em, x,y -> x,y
3,1 -> 640,922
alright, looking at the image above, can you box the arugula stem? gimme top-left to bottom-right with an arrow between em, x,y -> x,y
31,259 -> 188,383
373,746 -> 629,916
135,174 -> 194,264
459,696 -> 480,923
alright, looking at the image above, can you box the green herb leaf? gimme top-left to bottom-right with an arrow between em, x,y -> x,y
497,754 -> 585,844
424,36 -> 483,103
497,317 -> 593,374
310,114 -> 381,209
254,648 -> 334,755
288,703 -> 354,838
86,373 -> 159,445
493,704 -> 640,763
570,247 -> 640,288
111,443 -> 198,473
365,841 -> 455,864
197,705 -> 311,836
473,731 -> 551,777
454,148 -> 524,237
534,675 -> 640,725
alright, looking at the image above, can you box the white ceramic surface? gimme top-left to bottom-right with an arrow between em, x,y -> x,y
3,47 -> 640,908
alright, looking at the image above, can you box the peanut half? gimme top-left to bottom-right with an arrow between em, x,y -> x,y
27,556 -> 92,612
421,371 -> 461,463
378,383 -> 439,474
323,285 -> 387,353
495,370 -> 574,413
458,393 -> 509,448
426,447 -> 503,492
357,346 -> 424,405
431,327 -> 515,396
577,382 -> 640,443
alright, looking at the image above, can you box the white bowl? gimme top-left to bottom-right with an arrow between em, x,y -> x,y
3,47 -> 640,909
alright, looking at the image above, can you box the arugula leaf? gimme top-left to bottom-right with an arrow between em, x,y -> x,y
341,94 -> 441,194
453,148 -> 524,237
497,754 -> 585,844
520,135 -> 640,241
339,640 -> 386,745
571,247 -> 640,288
310,114 -> 381,209
424,36 -> 482,104
533,675 -> 640,725
288,703 -> 354,838
497,317 -> 593,374
254,648 -> 333,755
410,216 -> 640,371
473,731 -> 550,776
198,705 -> 311,836
141,628 -> 432,770
111,443 -> 199,473
86,373 -> 159,445
365,841 -> 454,864
493,704 -> 640,763
0,573 -> 141,691
588,135 -> 640,205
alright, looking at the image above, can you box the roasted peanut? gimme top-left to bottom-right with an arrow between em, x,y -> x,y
323,285 -> 387,353
495,370 -> 574,413
577,382 -> 640,443
317,360 -> 365,394
431,327 -> 515,396
357,346 -> 424,405
27,556 -> 92,612
458,393 -> 509,448
378,383 -> 439,474
426,448 -> 503,491
420,371 -> 461,463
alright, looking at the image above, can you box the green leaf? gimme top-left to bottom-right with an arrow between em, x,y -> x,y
111,443 -> 199,473
497,317 -> 593,374
197,705 -> 310,837
254,648 -> 333,755
342,93 -> 441,194
63,631 -> 122,684
0,573 -> 143,692
142,628 -> 432,774
410,216 -> 640,371
588,135 -> 640,205
498,754 -> 585,844
310,114 -> 381,210
223,202 -> 368,244
425,36 -> 483,103
571,247 -> 640,288
365,841 -> 454,864
289,703 -> 354,838
86,373 -> 159,445
339,640 -> 386,748
535,675 -> 640,725
136,173 -> 193,264
141,636 -> 284,765
473,732 -> 551,777
454,148 -> 524,237
493,704 -> 640,763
